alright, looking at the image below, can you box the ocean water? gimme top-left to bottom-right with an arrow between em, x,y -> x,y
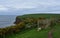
0,15 -> 17,28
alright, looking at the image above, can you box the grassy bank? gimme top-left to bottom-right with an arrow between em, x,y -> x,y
17,14 -> 60,19
0,14 -> 60,38
6,23 -> 60,38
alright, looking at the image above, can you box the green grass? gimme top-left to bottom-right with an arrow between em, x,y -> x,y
5,14 -> 60,38
53,23 -> 60,38
7,26 -> 60,38
5,23 -> 60,38
17,14 -> 60,19
6,28 -> 50,38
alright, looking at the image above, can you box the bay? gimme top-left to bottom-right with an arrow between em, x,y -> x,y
0,15 -> 17,28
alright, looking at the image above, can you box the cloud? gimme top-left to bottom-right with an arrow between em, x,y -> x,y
0,0 -> 60,15
0,5 -> 8,11
0,0 -> 60,9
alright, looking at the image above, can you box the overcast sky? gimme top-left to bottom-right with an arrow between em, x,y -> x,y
0,0 -> 60,15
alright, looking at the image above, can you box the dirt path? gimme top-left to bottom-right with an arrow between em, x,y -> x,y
48,29 -> 54,38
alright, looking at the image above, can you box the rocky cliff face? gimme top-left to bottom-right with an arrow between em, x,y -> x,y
14,16 -> 22,24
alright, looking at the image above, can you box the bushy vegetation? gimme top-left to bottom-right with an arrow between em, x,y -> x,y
0,16 -> 37,38
0,14 -> 60,38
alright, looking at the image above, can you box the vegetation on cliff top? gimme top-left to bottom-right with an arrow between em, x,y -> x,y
0,14 -> 60,38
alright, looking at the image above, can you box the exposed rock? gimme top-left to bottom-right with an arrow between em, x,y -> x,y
14,17 -> 22,24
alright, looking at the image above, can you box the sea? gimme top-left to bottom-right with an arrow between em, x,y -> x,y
0,15 -> 17,28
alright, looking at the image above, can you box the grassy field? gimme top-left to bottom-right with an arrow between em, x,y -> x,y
5,14 -> 60,38
17,14 -> 60,19
6,28 -> 50,38
6,23 -> 60,38
53,23 -> 60,38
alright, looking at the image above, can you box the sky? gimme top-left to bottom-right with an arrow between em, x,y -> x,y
0,0 -> 60,15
